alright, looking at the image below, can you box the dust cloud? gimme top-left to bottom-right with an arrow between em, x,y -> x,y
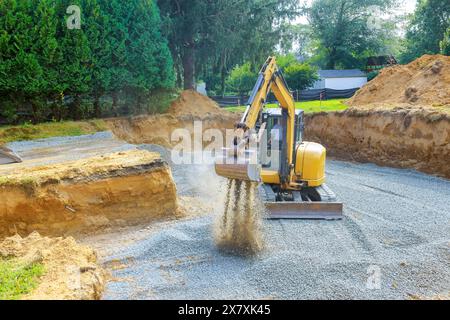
215,179 -> 265,256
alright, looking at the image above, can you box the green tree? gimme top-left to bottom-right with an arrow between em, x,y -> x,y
82,0 -> 110,118
54,0 -> 92,120
283,62 -> 318,91
123,0 -> 174,112
97,0 -> 174,113
401,0 -> 450,63
0,0 -> 61,123
225,63 -> 258,96
440,27 -> 450,55
225,55 -> 318,95
158,0 -> 299,91
306,0 -> 397,69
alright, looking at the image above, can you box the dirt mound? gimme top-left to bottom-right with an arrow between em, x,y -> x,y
108,90 -> 239,147
168,90 -> 224,117
0,232 -> 105,300
348,54 -> 450,108
0,150 -> 179,238
304,107 -> 450,178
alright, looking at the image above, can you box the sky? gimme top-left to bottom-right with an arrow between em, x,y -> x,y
296,0 -> 418,24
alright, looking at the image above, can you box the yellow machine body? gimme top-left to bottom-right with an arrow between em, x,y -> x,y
260,141 -> 326,188
294,142 -> 326,187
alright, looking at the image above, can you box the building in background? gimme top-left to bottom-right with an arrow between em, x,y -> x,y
311,69 -> 367,90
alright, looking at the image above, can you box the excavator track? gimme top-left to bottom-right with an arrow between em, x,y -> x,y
258,184 -> 343,220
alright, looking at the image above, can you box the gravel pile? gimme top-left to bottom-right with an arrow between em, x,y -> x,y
100,151 -> 450,300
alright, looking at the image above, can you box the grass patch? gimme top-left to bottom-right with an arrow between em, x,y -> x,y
225,99 -> 349,113
0,259 -> 45,300
0,119 -> 108,144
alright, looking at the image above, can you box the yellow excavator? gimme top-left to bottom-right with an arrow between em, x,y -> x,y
215,56 -> 343,219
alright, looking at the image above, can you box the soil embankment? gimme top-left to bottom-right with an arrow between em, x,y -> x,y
107,90 -> 239,146
348,54 -> 449,108
305,55 -> 450,178
1,232 -> 105,300
305,107 -> 450,178
0,150 -> 178,238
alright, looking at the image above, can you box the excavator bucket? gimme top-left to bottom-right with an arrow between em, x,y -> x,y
215,149 -> 261,182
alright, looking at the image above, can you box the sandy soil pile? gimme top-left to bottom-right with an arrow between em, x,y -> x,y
348,54 -> 450,108
108,90 -> 239,147
304,107 -> 450,178
0,232 -> 105,300
168,90 -> 225,117
0,150 -> 179,237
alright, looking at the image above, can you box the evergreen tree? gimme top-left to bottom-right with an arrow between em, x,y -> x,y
125,0 -> 174,111
82,0 -> 111,117
0,0 -> 58,123
54,0 -> 92,120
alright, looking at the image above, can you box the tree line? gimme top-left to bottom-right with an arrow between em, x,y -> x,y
282,0 -> 449,68
0,0 -> 174,124
0,0 -> 448,125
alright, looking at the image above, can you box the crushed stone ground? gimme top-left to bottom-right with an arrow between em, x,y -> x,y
91,149 -> 450,300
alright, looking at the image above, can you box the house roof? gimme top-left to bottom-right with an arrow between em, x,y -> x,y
318,69 -> 366,78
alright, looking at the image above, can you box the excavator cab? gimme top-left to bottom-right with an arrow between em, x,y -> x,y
258,108 -> 303,171
259,109 -> 304,151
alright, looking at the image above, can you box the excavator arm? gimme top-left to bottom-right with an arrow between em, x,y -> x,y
238,56 -> 296,186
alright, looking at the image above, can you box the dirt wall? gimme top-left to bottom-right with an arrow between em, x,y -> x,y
107,90 -> 239,146
107,113 -> 238,147
0,150 -> 179,238
304,107 -> 450,179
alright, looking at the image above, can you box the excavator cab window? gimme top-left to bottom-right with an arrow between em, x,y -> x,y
260,109 -> 304,169
261,109 -> 304,147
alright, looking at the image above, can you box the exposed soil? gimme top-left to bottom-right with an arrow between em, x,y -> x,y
348,54 -> 450,108
304,107 -> 450,178
107,90 -> 239,147
167,90 -> 227,117
0,150 -> 179,238
0,232 -> 105,300
304,55 -> 450,178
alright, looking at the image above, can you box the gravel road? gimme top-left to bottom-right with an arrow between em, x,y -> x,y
100,147 -> 450,300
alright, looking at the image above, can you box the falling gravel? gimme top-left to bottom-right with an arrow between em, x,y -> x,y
99,148 -> 450,300
215,179 -> 264,256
